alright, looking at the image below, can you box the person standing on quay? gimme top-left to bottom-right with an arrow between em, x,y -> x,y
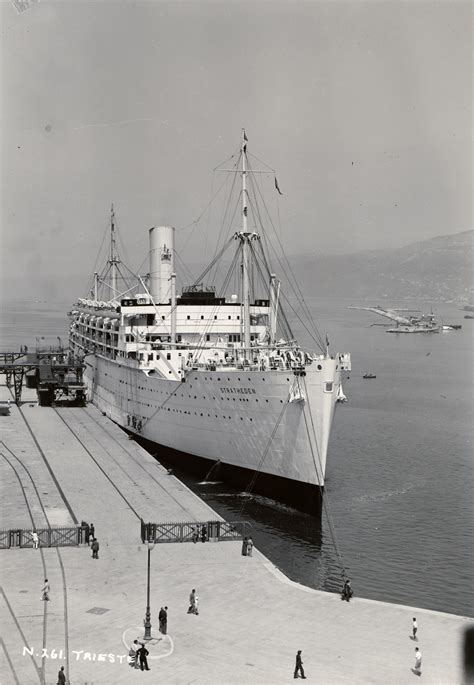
89,522 -> 95,544
41,579 -> 50,601
57,665 -> 66,684
91,538 -> 99,559
159,606 -> 168,634
412,617 -> 418,640
138,643 -> 150,671
247,536 -> 254,556
241,536 -> 248,556
294,650 -> 306,679
31,531 -> 39,549
413,647 -> 422,676
131,640 -> 142,669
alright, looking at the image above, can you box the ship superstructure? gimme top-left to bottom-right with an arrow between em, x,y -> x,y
69,132 -> 351,513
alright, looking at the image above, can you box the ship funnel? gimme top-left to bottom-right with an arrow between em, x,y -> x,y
149,226 -> 175,304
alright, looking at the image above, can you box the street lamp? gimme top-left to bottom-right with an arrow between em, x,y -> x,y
143,538 -> 155,640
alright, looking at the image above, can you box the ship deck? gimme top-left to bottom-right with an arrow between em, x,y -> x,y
0,381 -> 471,684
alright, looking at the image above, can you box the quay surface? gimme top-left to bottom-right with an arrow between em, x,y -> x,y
0,382 -> 472,684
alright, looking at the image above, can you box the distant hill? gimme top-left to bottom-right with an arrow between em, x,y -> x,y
285,230 -> 473,302
1,230 -> 471,304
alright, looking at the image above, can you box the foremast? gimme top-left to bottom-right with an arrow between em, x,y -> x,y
237,128 -> 259,352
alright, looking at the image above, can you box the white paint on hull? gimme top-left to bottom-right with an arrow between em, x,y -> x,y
85,355 -> 342,487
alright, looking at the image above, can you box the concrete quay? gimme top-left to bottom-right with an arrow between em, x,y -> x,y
0,383 -> 472,684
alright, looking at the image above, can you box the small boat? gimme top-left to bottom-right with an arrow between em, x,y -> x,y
363,373 -> 376,379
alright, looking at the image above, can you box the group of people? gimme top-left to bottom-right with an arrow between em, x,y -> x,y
80,521 -> 99,559
127,589 -> 200,670
412,618 -> 422,676
292,617 -> 422,679
128,640 -> 150,671
191,524 -> 207,543
241,536 -> 254,556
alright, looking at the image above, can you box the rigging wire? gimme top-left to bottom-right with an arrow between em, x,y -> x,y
238,400 -> 290,518
302,374 -> 347,580
246,162 -> 326,351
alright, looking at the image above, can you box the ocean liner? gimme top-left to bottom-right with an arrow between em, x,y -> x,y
69,131 -> 351,513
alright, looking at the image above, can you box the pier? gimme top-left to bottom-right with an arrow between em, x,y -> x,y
0,380 -> 471,684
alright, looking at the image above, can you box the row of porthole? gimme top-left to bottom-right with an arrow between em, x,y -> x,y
159,407 -> 255,421
111,383 -> 278,404
116,395 -> 279,408
117,391 -> 279,405
201,376 -> 292,383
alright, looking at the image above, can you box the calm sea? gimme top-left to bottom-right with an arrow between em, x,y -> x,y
1,297 -> 472,617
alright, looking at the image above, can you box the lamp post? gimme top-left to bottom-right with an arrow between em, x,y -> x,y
143,538 -> 155,640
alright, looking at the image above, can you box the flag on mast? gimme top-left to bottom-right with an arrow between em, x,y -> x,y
275,177 -> 283,195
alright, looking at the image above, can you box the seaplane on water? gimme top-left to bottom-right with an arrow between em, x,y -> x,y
348,306 -> 440,333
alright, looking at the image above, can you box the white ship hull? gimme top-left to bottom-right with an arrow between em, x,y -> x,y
84,353 -> 343,511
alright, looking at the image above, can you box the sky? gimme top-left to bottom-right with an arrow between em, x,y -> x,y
0,0 -> 471,300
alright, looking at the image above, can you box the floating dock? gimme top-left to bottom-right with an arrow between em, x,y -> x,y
0,380 -> 472,684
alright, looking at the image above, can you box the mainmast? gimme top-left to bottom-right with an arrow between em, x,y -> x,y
109,204 -> 118,298
238,129 -> 258,353
241,130 -> 251,351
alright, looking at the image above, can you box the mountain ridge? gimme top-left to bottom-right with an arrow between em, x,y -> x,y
283,230 -> 473,302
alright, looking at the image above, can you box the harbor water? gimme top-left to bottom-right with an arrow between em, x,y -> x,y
1,297 -> 472,617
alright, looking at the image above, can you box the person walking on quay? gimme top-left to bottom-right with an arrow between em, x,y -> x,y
91,538 -> 99,559
159,606 -> 168,634
192,526 -> 199,543
31,531 -> 39,549
57,665 -> 66,684
201,524 -> 207,542
341,578 -> 353,602
84,522 -> 91,545
89,522 -> 95,544
188,588 -> 199,615
413,647 -> 422,676
247,536 -> 254,556
41,579 -> 50,601
294,650 -> 306,679
412,617 -> 418,640
241,536 -> 248,556
138,643 -> 150,671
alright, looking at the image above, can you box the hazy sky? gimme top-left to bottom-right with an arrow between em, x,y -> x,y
1,0 -> 471,299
